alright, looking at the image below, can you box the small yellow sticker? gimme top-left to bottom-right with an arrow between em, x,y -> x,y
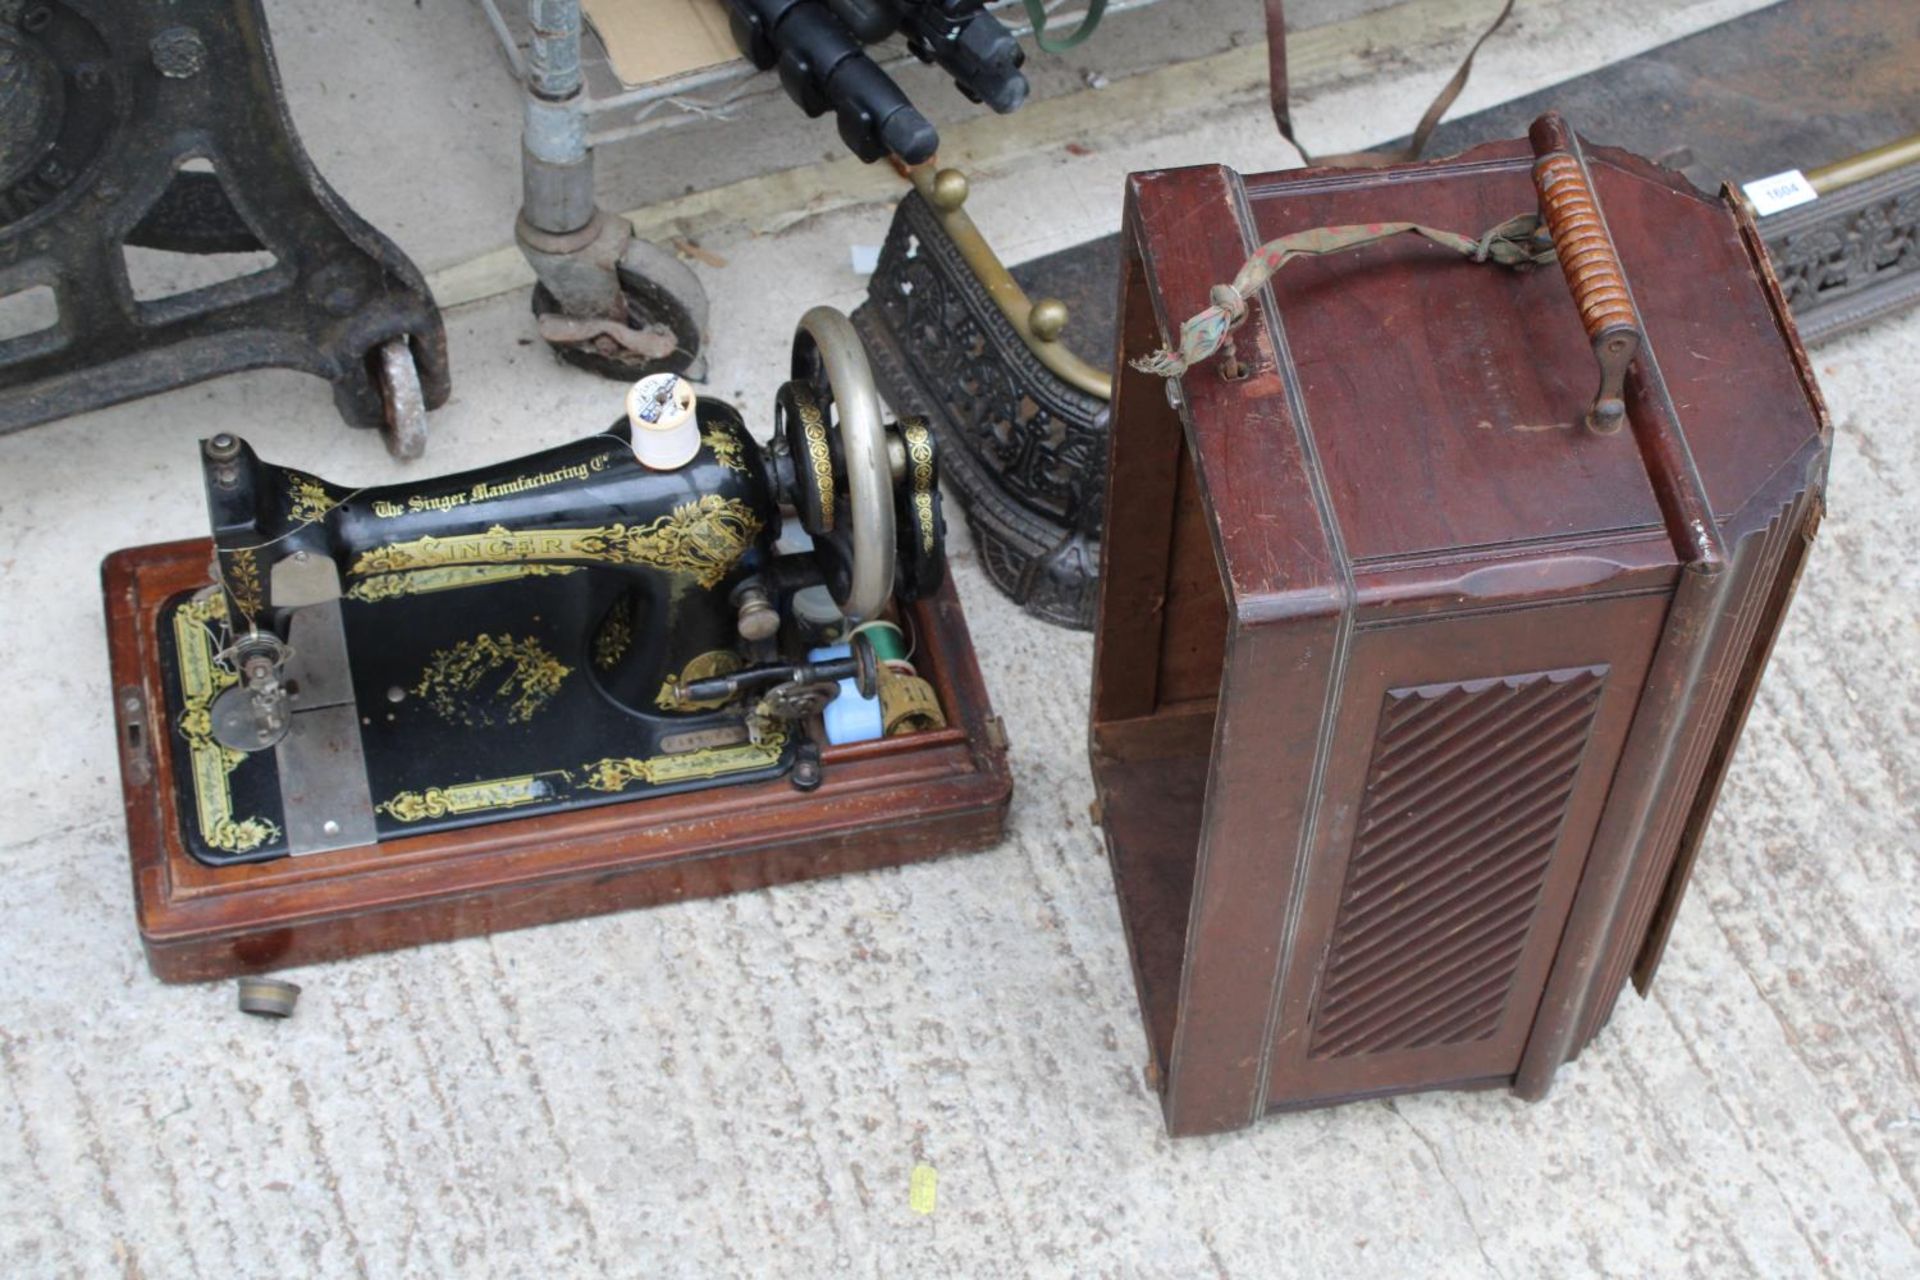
909,1164 -> 937,1215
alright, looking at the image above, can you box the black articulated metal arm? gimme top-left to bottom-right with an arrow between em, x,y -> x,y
885,0 -> 1028,114
723,0 -> 1030,162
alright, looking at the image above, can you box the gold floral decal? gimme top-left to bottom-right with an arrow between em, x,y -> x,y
172,594 -> 281,853
579,726 -> 787,792
221,547 -> 263,618
378,773 -> 562,823
901,418 -> 938,555
593,606 -> 633,671
703,426 -> 748,474
377,730 -> 784,824
795,389 -> 835,531
656,649 -> 744,711
413,633 -> 572,726
285,471 -> 342,524
348,495 -> 762,590
346,564 -> 581,603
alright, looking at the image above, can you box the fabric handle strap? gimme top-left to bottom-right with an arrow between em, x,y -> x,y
1266,0 -> 1517,169
1131,214 -> 1552,378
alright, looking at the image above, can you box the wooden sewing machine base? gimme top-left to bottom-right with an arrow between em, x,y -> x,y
104,539 -> 1012,983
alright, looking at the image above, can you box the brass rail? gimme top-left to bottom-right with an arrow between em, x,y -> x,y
896,131 -> 1920,399
1806,131 -> 1920,196
905,164 -> 1113,400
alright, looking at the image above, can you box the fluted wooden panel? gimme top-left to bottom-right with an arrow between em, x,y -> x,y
1579,490 -> 1815,1045
1309,667 -> 1608,1059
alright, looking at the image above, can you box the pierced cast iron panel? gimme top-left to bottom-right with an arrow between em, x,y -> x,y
1308,667 -> 1608,1060
852,193 -> 1108,628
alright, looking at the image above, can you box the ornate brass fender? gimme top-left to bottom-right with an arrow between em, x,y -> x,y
905,163 -> 1113,400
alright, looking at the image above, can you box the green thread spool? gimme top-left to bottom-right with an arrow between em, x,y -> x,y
850,620 -> 906,663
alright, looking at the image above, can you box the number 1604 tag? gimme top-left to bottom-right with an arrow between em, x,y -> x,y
1742,169 -> 1819,217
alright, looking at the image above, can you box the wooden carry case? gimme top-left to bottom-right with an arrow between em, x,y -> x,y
1091,114 -> 1829,1136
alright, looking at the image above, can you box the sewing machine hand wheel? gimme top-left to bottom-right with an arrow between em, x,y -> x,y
784,306 -> 897,623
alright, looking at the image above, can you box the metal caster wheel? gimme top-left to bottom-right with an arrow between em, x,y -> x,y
376,337 -> 429,460
531,260 -> 706,382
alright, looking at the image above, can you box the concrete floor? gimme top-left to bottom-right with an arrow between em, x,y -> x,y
2,0 -> 1917,1275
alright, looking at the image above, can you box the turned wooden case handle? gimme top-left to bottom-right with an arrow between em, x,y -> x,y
1530,112 -> 1641,434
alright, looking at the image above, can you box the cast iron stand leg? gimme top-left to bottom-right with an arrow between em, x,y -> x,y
516,0 -> 709,380
0,0 -> 449,458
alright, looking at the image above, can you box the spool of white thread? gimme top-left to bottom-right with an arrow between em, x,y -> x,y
626,373 -> 701,470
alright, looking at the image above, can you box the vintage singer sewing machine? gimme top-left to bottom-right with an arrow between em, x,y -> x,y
105,308 -> 1011,979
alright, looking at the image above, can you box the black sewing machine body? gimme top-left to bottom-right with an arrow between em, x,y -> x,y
155,310 -> 946,866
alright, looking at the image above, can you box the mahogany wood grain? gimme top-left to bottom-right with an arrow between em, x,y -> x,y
105,541 -> 1011,983
1092,124 -> 1829,1135
1089,227 -> 1189,726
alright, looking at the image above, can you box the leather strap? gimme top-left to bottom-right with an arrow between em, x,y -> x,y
1267,0 -> 1517,168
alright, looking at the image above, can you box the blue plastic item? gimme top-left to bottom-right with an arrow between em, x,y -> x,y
809,644 -> 884,744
